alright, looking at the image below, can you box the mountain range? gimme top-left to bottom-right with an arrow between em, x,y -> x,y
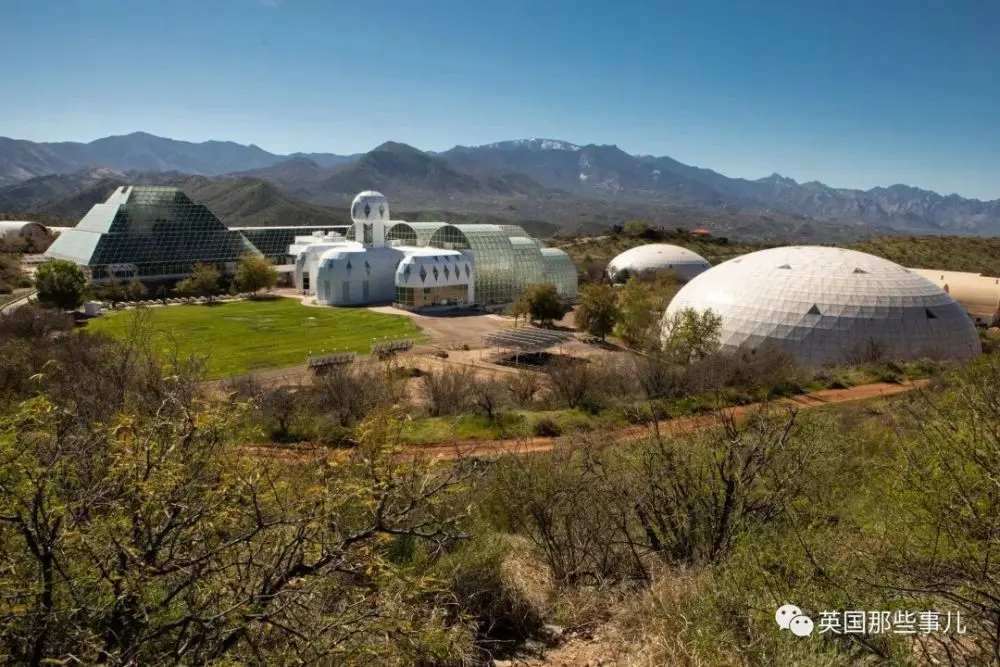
1,132 -> 997,238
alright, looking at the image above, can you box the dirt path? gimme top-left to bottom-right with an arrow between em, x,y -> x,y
249,379 -> 929,463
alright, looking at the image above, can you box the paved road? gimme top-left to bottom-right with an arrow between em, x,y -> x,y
247,378 -> 929,463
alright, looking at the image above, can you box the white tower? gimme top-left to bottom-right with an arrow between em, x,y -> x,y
350,191 -> 390,247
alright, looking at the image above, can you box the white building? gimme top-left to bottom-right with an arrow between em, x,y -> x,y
292,191 -> 476,309
662,246 -> 981,366
607,244 -> 711,282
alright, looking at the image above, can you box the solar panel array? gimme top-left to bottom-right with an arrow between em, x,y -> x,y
482,327 -> 574,353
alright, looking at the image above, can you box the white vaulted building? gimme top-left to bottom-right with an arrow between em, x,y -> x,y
292,191 -> 477,309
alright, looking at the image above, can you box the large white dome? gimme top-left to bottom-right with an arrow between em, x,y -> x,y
350,191 -> 390,225
607,244 -> 711,281
662,246 -> 981,367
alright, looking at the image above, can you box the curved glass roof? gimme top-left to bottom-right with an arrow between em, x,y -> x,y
541,248 -> 579,301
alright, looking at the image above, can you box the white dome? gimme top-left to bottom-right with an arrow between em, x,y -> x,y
350,191 -> 390,225
662,246 -> 982,367
607,244 -> 711,281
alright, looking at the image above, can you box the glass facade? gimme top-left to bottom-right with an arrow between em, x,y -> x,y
235,226 -> 348,263
384,220 -> 576,307
45,186 -> 262,281
508,237 -> 547,296
541,248 -> 580,301
449,225 -> 519,306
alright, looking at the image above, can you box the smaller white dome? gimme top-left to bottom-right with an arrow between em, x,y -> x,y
607,244 -> 711,281
351,191 -> 390,225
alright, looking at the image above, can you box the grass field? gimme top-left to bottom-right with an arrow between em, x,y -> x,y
86,297 -> 427,379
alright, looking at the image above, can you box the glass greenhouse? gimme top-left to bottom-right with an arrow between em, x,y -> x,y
45,186 -> 262,281
379,221 -> 576,306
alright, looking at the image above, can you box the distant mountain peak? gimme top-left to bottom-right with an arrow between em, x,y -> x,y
478,138 -> 581,152
758,173 -> 799,186
373,141 -> 422,155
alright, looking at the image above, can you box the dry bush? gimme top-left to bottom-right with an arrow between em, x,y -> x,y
507,370 -> 543,407
485,435 -> 648,585
224,375 -> 302,441
310,361 -> 405,427
631,352 -> 685,400
469,374 -> 510,421
633,405 -> 818,564
421,366 -> 477,416
846,336 -> 887,365
545,357 -> 629,413
435,533 -> 551,648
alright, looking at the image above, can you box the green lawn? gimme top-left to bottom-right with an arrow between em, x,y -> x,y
86,297 -> 427,379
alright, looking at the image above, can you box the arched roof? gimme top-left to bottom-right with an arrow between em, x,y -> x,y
0,220 -> 48,237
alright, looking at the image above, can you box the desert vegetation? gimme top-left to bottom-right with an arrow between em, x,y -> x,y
0,301 -> 998,665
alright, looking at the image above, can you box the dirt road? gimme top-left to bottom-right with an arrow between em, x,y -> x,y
249,378 -> 929,463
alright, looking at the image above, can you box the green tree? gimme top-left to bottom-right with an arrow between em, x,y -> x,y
234,254 -> 278,297
661,307 -> 723,363
615,276 -> 658,349
176,262 -> 221,302
506,293 -> 531,327
624,220 -> 649,237
125,279 -> 148,302
520,283 -> 570,328
97,280 -> 126,308
34,259 -> 88,310
575,283 -> 620,341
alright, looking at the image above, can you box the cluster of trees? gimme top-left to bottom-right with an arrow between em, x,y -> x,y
574,274 -> 716,353
32,255 -> 279,311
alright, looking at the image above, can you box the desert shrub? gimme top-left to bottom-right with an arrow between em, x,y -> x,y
631,353 -> 685,400
546,358 -> 622,413
469,375 -> 510,422
309,361 -> 404,427
507,370 -> 543,407
421,367 -> 476,416
432,534 -> 548,643
224,375 -> 303,441
485,438 -> 647,585
532,416 -> 562,437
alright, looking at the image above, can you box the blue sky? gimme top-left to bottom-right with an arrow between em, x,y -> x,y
2,0 -> 998,199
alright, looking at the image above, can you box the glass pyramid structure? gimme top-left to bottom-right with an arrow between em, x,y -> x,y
45,186 -> 262,281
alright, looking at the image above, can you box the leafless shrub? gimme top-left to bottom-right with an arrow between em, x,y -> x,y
421,366 -> 476,416
311,361 -> 404,427
631,353 -> 685,400
546,357 -> 596,411
469,375 -> 510,422
846,336 -> 886,365
507,370 -> 543,407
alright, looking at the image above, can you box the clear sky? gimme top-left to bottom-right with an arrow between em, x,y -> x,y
1,0 -> 998,199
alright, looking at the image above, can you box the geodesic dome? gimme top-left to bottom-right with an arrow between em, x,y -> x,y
607,244 -> 711,282
662,246 -> 981,367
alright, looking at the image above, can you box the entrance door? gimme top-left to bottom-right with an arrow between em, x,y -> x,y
362,280 -> 370,302
342,281 -> 350,304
